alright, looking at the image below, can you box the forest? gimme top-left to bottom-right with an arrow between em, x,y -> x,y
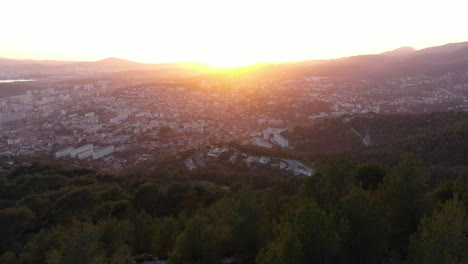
0,153 -> 466,264
287,112 -> 468,167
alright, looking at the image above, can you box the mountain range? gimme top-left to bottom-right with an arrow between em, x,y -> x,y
1,41 -> 468,79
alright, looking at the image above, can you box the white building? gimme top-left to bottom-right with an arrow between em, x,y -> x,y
7,138 -> 22,145
262,127 -> 284,140
252,137 -> 273,148
92,145 -> 115,160
271,133 -> 289,148
259,156 -> 271,164
70,144 -> 93,158
77,149 -> 93,160
55,147 -> 74,158
308,112 -> 328,120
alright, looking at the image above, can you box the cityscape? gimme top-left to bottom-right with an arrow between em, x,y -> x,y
2,58 -> 468,174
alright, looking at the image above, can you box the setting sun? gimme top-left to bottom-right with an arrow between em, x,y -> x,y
1,0 -> 468,64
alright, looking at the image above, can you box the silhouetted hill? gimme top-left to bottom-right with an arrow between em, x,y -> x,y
286,41 -> 468,78
414,41 -> 468,55
381,46 -> 415,56
1,41 -> 468,79
0,58 -> 74,65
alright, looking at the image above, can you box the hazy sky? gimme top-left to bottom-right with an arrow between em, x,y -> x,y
1,0 -> 467,66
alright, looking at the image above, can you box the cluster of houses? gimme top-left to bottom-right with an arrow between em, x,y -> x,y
184,147 -> 314,177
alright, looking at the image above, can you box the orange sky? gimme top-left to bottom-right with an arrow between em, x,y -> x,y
1,0 -> 467,67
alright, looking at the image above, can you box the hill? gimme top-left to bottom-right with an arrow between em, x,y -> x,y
380,46 -> 416,56
2,40 -> 468,80
288,111 -> 468,168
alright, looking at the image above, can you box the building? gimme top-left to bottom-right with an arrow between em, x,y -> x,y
77,149 -> 93,160
92,145 -> 114,160
184,157 -> 197,170
259,156 -> 271,164
55,147 -> 74,158
70,144 -> 93,158
252,137 -> 273,148
7,138 -> 21,145
271,133 -> 289,148
308,112 -> 328,120
245,156 -> 261,167
262,127 -> 284,140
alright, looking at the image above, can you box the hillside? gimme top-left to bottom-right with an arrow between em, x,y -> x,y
288,112 -> 468,167
0,154 -> 466,263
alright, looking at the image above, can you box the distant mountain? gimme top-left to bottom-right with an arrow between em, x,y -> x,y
287,41 -> 468,78
68,57 -> 152,71
1,40 -> 468,79
381,46 -> 415,56
0,56 -> 216,78
0,58 -> 75,65
414,41 -> 468,55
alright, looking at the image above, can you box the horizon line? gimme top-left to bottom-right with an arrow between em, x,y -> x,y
1,39 -> 467,67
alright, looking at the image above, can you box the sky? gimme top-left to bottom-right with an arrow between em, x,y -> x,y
1,0 -> 468,67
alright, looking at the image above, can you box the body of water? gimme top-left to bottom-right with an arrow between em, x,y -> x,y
0,79 -> 36,83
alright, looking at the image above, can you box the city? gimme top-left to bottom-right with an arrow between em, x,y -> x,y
1,64 -> 468,173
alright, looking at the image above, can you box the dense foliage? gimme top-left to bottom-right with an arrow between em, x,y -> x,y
0,155 -> 466,264
289,112 -> 468,167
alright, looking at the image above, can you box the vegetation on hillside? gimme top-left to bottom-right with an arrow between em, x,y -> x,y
0,155 -> 466,264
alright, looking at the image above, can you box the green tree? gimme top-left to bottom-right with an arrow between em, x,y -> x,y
259,198 -> 340,264
354,163 -> 386,191
0,251 -> 18,264
168,216 -> 218,264
132,210 -> 158,255
98,217 -> 132,258
378,155 -> 429,256
153,217 -> 181,259
54,187 -> 95,223
0,206 -> 35,252
94,200 -> 131,220
408,199 -> 467,264
337,188 -> 389,264
131,183 -> 163,216
61,221 -> 107,264
110,245 -> 135,264
256,230 -> 305,264
301,160 -> 356,211
99,186 -> 129,202
45,249 -> 63,264
20,226 -> 65,264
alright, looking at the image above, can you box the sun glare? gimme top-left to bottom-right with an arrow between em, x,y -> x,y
205,58 -> 260,69
0,0 -> 467,64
